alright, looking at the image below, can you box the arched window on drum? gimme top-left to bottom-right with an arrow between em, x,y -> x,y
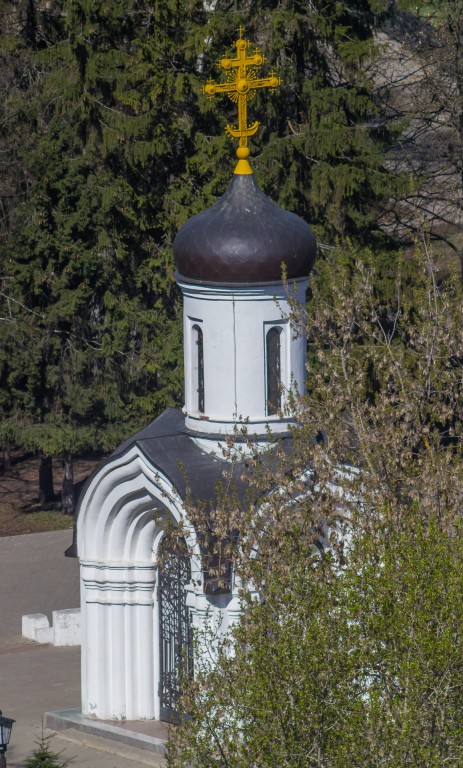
192,324 -> 204,413
266,326 -> 282,416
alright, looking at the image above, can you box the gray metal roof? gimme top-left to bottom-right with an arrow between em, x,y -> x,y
66,408 -> 294,559
111,407 -> 248,505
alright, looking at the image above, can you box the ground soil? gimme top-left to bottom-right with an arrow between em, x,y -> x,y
0,447 -> 106,536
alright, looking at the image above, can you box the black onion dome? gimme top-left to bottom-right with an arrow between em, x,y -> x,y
173,173 -> 316,284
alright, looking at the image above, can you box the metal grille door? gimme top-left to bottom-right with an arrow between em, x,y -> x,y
158,542 -> 192,722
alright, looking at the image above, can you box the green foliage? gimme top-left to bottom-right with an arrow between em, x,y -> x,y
171,247 -> 463,768
0,0 -> 206,467
170,515 -> 463,768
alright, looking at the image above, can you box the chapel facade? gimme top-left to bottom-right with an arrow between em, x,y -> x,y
75,33 -> 316,723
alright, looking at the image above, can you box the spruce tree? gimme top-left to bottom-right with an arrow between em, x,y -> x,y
1,0 -> 207,512
0,0 -> 406,514
0,0 -> 38,469
25,727 -> 69,768
185,0 -> 402,245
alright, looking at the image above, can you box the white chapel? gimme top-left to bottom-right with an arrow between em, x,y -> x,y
73,33 -> 317,723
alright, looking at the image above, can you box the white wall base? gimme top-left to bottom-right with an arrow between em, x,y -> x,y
36,625 -> 54,643
53,608 -> 81,645
22,613 -> 49,640
22,609 -> 81,646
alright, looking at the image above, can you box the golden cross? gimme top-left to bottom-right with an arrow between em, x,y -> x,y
203,30 -> 281,171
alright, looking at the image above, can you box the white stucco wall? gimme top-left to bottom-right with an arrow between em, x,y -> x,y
77,446 -> 244,721
178,278 -> 308,435
76,272 -> 310,721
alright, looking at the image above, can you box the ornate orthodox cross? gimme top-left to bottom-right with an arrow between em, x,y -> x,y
203,28 -> 281,170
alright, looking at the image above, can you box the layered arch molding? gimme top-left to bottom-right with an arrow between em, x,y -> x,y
76,446 -> 200,721
77,446 -> 199,564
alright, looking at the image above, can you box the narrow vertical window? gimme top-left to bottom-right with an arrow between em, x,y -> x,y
192,324 -> 204,413
266,327 -> 281,415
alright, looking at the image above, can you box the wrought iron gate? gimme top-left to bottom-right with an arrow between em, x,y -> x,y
158,540 -> 193,722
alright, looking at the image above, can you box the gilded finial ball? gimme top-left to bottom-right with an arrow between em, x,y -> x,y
236,146 -> 250,159
237,78 -> 250,94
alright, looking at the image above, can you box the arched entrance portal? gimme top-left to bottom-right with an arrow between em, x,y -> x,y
158,538 -> 193,722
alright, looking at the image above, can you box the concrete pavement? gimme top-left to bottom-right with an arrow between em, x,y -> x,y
0,531 -> 166,767
0,530 -> 80,649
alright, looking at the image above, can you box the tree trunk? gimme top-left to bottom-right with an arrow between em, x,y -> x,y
61,453 -> 75,516
2,441 -> 11,471
38,454 -> 54,503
